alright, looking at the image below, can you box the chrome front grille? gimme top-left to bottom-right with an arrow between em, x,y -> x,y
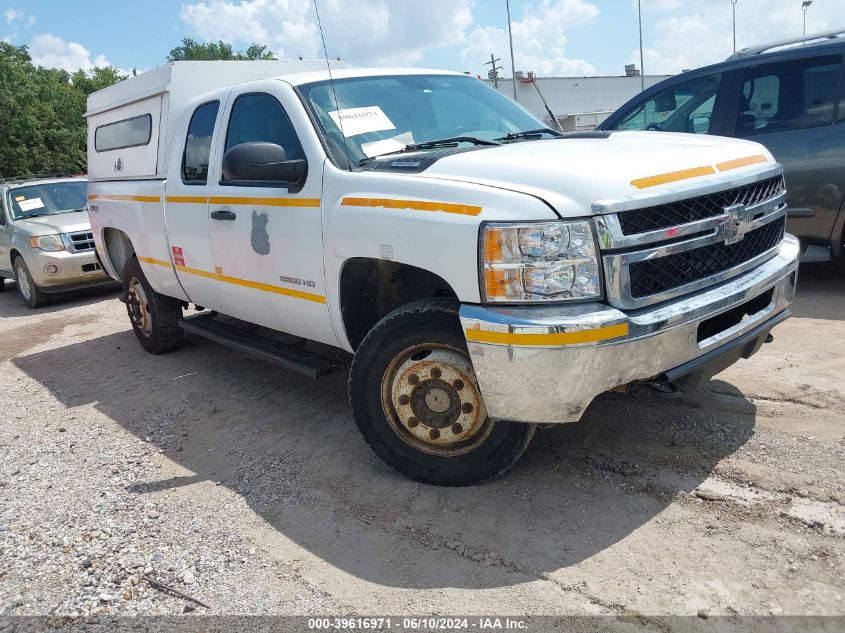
628,216 -> 785,298
595,166 -> 788,310
618,175 -> 785,235
68,231 -> 95,252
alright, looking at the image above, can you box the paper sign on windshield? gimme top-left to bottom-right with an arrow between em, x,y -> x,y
329,106 -> 396,138
361,138 -> 406,158
18,198 -> 45,211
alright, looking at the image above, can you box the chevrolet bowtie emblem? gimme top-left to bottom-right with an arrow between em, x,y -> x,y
723,203 -> 753,245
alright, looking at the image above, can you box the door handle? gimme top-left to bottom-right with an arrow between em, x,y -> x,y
210,208 -> 237,221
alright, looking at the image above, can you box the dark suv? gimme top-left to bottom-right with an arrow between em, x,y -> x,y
599,30 -> 845,262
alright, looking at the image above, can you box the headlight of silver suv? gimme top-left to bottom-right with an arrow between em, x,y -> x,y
29,234 -> 66,252
480,220 -> 601,303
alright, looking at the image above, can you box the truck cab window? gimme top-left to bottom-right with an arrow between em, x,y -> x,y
182,100 -> 219,184
613,73 -> 722,134
224,93 -> 304,173
734,56 -> 841,136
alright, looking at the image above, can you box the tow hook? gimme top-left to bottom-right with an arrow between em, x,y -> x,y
641,379 -> 681,399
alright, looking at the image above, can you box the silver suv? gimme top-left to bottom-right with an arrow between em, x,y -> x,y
0,175 -> 114,308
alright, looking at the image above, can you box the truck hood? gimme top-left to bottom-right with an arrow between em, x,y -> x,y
13,211 -> 91,236
418,131 -> 777,217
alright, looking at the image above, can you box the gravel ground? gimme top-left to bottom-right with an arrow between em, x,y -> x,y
0,261 -> 843,631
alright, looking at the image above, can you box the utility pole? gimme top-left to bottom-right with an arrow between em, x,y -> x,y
802,1 -> 813,40
484,54 -> 503,88
731,0 -> 738,53
506,0 -> 518,101
637,0 -> 645,92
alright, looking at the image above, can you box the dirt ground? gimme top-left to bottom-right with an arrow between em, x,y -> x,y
0,261 -> 843,630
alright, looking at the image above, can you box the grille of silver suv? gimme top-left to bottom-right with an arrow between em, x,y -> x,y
595,168 -> 788,310
68,231 -> 96,252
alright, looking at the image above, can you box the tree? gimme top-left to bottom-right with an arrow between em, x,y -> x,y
167,38 -> 276,62
0,42 -> 125,177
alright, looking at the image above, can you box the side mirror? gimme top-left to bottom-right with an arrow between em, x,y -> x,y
654,90 -> 678,112
222,142 -> 306,185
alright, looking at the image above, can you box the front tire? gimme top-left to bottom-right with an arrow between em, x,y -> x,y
122,256 -> 184,354
13,256 -> 50,309
349,298 -> 536,486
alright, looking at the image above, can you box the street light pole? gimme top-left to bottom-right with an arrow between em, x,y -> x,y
505,0 -> 518,102
802,1 -> 813,40
731,0 -> 738,53
637,0 -> 645,92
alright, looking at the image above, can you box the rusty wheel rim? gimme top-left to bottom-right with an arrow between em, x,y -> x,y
126,277 -> 152,337
380,343 -> 492,456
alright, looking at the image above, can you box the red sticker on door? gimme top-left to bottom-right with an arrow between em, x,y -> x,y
171,246 -> 185,267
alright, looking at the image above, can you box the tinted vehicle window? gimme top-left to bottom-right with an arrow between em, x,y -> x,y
734,55 -> 842,136
182,101 -> 219,184
611,73 -> 721,134
95,114 -> 152,152
7,182 -> 87,220
224,93 -> 304,165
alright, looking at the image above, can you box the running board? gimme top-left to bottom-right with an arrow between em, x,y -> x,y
180,314 -> 346,379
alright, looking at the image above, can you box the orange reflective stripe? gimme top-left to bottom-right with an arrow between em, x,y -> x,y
465,322 -> 629,346
137,256 -> 171,268
716,154 -> 768,172
209,196 -> 321,207
172,264 -> 326,304
341,197 -> 482,216
88,194 -> 161,202
630,165 -> 716,189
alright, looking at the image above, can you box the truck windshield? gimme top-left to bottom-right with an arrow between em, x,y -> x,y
298,74 -> 544,167
8,181 -> 88,220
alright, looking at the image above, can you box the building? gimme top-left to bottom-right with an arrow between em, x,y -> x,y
485,68 -> 672,131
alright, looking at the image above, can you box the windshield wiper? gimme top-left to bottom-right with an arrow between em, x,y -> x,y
358,136 -> 500,166
496,127 -> 562,141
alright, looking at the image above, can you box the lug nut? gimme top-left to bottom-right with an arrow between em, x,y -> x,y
451,423 -> 463,434
408,374 -> 419,385
461,402 -> 474,414
429,429 -> 440,440
398,394 -> 410,406
430,367 -> 442,379
453,379 -> 464,390
408,417 -> 419,428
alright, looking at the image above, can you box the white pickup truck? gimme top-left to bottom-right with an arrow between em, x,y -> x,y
86,61 -> 799,485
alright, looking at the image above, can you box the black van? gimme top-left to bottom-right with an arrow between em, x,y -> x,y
599,31 -> 845,262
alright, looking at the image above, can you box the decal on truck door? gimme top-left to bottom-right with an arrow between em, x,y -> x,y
171,246 -> 185,267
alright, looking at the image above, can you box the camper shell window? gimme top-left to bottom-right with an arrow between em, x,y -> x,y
95,114 -> 153,152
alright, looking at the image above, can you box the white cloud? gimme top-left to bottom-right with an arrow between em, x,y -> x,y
634,0 -> 845,75
460,0 -> 599,77
4,8 -> 23,24
29,33 -> 112,72
180,0 -> 474,66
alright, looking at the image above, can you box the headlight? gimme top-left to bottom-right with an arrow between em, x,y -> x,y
28,235 -> 66,252
480,220 -> 601,303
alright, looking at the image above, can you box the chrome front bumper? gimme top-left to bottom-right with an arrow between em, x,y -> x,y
460,234 -> 800,424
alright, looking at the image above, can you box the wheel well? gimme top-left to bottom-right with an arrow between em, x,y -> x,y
340,258 -> 458,350
102,228 -> 136,281
10,248 -> 23,266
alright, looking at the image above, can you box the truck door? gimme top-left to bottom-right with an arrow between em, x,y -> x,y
204,82 -> 337,346
164,97 -> 232,313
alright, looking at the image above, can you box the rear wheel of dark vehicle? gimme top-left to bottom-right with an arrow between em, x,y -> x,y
122,256 -> 184,354
349,298 -> 536,486
13,256 -> 50,309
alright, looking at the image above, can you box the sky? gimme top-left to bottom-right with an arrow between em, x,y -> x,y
2,0 -> 845,79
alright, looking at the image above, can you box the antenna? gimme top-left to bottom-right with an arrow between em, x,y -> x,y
312,0 -> 352,171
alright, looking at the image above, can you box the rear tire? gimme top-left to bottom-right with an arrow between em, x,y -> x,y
349,298 -> 536,486
122,256 -> 183,354
13,256 -> 50,309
